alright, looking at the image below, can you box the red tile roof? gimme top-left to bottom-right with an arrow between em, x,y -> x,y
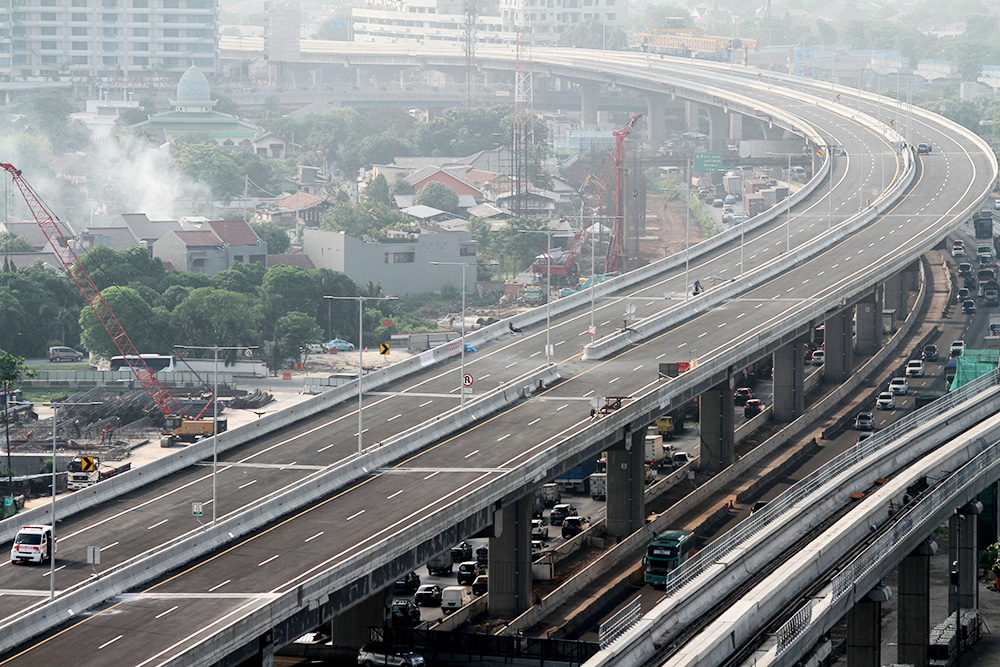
174,230 -> 223,247
275,191 -> 326,211
208,219 -> 261,247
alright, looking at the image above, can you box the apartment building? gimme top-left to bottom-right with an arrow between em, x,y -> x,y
0,0 -> 217,80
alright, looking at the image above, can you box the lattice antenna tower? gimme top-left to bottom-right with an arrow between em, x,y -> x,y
510,0 -> 533,217
464,0 -> 476,108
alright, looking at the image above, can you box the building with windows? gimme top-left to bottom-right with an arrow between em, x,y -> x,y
0,0 -> 218,81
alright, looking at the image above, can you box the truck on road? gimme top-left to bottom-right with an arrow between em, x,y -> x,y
555,458 -> 599,494
589,472 -> 607,500
984,280 -> 1000,306
427,551 -> 453,576
66,456 -> 132,491
975,211 -> 993,239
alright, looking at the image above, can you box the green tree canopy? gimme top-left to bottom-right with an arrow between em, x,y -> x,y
559,19 -> 628,49
170,287 -> 262,348
275,311 -> 324,364
413,181 -> 460,213
171,139 -> 243,203
74,245 -> 168,292
249,221 -> 290,254
79,286 -> 172,359
260,265 -> 319,337
212,261 -> 268,295
365,173 -> 392,206
321,200 -> 412,242
0,232 -> 32,253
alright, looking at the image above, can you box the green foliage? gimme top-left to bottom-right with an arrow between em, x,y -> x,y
468,217 -> 550,278
314,8 -> 352,41
559,19 -> 628,50
0,353 -> 32,398
230,150 -> 285,196
275,311 -> 324,364
170,287 -> 261,347
75,245 -> 167,292
14,90 -> 90,152
0,232 -> 32,253
391,177 -> 413,196
634,5 -> 691,32
170,139 -> 243,203
79,286 -> 172,359
320,200 -> 412,242
249,220 -> 290,254
115,107 -> 149,128
260,265 -> 319,338
365,173 -> 392,206
413,181 -> 460,213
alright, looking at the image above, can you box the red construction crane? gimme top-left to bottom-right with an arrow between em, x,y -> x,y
607,114 -> 642,274
2,163 -> 221,443
529,223 -> 589,284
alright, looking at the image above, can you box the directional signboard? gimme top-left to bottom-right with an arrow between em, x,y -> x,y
694,152 -> 723,173
80,456 -> 95,472
380,343 -> 390,355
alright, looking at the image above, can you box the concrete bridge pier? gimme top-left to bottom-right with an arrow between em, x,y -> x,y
644,94 -> 668,148
489,497 -> 533,619
606,427 -> 646,540
729,112 -> 743,142
897,539 -> 937,667
855,289 -> 882,355
579,81 -> 600,129
772,335 -> 807,423
698,378 -> 735,474
950,501 -> 983,613
882,273 -> 904,324
847,585 -> 891,667
823,310 -> 854,383
705,105 -> 729,154
330,593 -> 387,649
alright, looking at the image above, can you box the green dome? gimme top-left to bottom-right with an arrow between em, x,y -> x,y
176,66 -> 211,103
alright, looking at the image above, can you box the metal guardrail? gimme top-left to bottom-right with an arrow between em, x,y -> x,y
663,369 -> 1000,596
599,596 -> 643,649
774,432 -> 1000,658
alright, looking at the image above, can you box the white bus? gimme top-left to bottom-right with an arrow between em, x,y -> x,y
110,354 -> 267,378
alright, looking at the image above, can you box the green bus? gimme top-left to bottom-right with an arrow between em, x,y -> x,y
643,530 -> 695,586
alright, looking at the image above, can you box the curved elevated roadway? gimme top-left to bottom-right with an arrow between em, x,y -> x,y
0,47 -> 994,666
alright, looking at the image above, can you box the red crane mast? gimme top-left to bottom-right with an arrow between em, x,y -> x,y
606,114 -> 642,274
1,163 -> 187,418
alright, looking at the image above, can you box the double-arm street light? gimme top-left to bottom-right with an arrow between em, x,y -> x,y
518,228 -> 559,367
175,344 -> 257,525
44,400 -> 100,600
324,295 -> 398,454
430,260 -> 496,407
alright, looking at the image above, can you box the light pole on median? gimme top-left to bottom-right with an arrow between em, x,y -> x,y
44,400 -> 100,600
175,344 -> 256,525
518,228 -> 559,367
324,295 -> 397,454
768,151 -> 798,253
430,260 -> 496,407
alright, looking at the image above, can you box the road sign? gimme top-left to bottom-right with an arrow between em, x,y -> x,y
192,502 -> 203,517
80,456 -> 95,472
588,325 -> 596,337
463,373 -> 474,387
380,342 -> 390,355
244,348 -> 253,358
693,152 -> 723,173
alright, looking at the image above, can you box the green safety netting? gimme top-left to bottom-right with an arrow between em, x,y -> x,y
949,349 -> 1000,391
1,495 -> 14,520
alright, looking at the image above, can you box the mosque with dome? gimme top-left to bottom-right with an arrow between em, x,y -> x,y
131,65 -> 279,153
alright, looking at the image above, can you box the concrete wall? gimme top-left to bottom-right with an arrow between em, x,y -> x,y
302,228 -> 475,296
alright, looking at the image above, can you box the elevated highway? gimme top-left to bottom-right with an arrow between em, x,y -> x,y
0,47 -> 995,666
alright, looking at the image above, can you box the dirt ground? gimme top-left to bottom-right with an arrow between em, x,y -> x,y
638,193 -> 708,263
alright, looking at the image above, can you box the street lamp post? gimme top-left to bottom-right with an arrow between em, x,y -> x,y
518,229 -> 559,367
324,295 -> 397,454
768,151 -> 798,253
175,344 -> 256,525
430,261 -> 495,407
44,400 -> 100,600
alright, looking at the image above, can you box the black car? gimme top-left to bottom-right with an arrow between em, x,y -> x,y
457,561 -> 480,585
963,299 -> 977,315
414,584 -> 442,607
389,599 -> 421,627
958,262 -> 972,277
733,387 -> 755,406
744,398 -> 764,418
394,571 -> 420,595
472,575 -> 489,596
561,516 -> 586,539
450,541 -> 473,563
922,345 -> 939,362
917,143 -> 931,154
550,503 -> 577,526
956,287 -> 971,303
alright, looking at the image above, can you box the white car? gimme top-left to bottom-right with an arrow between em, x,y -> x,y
531,518 -> 548,540
876,392 -> 895,410
531,539 -> 544,556
810,349 -> 825,366
950,340 -> 966,357
888,377 -> 908,396
10,525 -> 54,564
952,244 -> 966,258
906,360 -> 926,377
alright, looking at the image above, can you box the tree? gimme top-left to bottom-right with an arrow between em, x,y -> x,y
170,287 -> 262,348
79,286 -> 171,359
414,181 -> 460,213
275,311 -> 324,364
260,265 -> 319,338
314,8 -> 352,40
634,5 -> 691,32
74,245 -> 168,292
0,352 -> 32,491
391,176 -> 413,196
212,261 -> 267,295
559,19 -> 628,50
321,200 -> 412,241
0,232 -> 32,253
365,173 -> 391,206
249,221 -> 290,254
170,139 -> 243,203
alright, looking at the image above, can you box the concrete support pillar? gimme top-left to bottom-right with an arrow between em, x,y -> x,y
824,310 -> 854,383
949,503 -> 982,613
855,291 -> 880,355
489,497 -> 533,619
882,273 -> 903,316
846,586 -> 890,667
579,82 -> 600,129
905,260 -> 920,292
644,94 -> 668,147
706,106 -> 728,154
698,378 -> 734,474
606,428 -> 646,540
684,100 -> 699,133
772,336 -> 806,423
729,113 -> 743,142
331,592 -> 387,649
253,630 -> 275,667
898,540 -> 937,667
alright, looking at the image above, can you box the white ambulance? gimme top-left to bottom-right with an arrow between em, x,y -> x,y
10,525 -> 54,564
